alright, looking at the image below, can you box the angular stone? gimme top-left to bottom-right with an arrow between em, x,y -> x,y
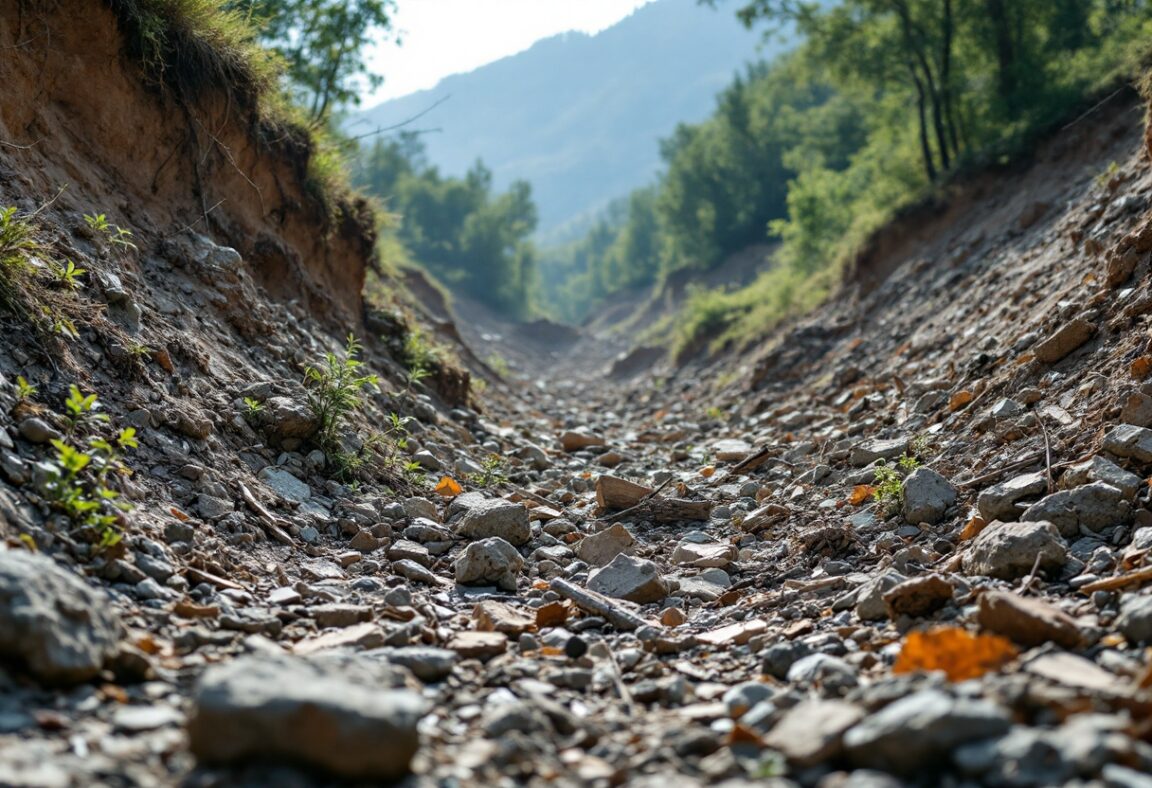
575,523 -> 636,567
197,494 -> 234,520
588,554 -> 669,604
262,396 -> 319,439
559,430 -> 606,452
595,475 -> 652,510
454,537 -> 523,592
472,600 -> 534,634
1061,456 -> 1143,500
855,570 -> 907,621
387,539 -> 431,567
850,437 -> 908,467
977,472 -> 1047,522
1104,424 -> 1152,463
258,467 -> 311,503
712,439 -> 752,462
0,551 -> 122,685
962,520 -> 1067,580
1116,594 -> 1152,644
883,574 -> 954,619
764,700 -> 864,767
293,623 -> 386,655
1021,482 -> 1131,538
455,499 -> 530,546
311,604 -> 373,630
843,689 -> 1012,774
1120,391 -> 1152,428
1033,318 -> 1095,363
902,468 -> 957,525
188,654 -> 424,780
977,590 -> 1081,648
671,540 -> 737,569
447,631 -> 508,660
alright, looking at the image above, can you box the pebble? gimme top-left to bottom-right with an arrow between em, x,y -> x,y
961,520 -> 1067,580
455,498 -> 531,546
902,467 -> 956,525
454,537 -> 524,591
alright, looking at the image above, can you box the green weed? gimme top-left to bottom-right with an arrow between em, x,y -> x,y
303,334 -> 378,451
872,452 -> 921,516
15,375 -> 36,401
50,260 -> 86,290
468,453 -> 509,488
84,213 -> 137,250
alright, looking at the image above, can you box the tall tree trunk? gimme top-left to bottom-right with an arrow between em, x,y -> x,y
940,0 -> 961,157
907,60 -> 938,182
985,0 -> 1017,111
894,2 -> 951,171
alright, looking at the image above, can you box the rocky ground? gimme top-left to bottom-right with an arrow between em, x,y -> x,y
5,72 -> 1152,788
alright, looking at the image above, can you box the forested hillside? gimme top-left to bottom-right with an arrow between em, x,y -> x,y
350,0 -> 766,239
541,0 -> 1152,336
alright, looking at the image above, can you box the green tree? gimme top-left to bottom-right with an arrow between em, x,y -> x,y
227,0 -> 396,120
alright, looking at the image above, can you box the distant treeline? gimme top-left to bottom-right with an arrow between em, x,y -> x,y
540,0 -> 1152,329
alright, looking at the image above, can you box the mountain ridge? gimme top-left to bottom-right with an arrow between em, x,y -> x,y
350,0 -> 771,239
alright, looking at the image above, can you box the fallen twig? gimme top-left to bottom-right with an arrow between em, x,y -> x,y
239,482 -> 295,546
1079,566 -> 1152,594
550,577 -> 655,631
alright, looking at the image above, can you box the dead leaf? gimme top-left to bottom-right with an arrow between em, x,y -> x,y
170,507 -> 190,522
849,485 -> 875,506
700,465 -> 716,478
948,390 -> 974,411
959,514 -> 989,541
1132,356 -> 1152,380
536,601 -> 569,628
893,626 -> 1017,682
434,476 -> 462,498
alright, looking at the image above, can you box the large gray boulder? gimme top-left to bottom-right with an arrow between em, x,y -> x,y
188,654 -> 426,780
962,520 -> 1066,580
902,467 -> 957,525
455,499 -> 531,546
0,550 -> 122,685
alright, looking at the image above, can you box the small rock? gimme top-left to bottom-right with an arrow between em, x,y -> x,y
387,539 -> 431,567
1116,594 -> 1152,644
188,654 -> 425,780
258,467 -> 311,503
671,540 -> 737,569
454,537 -> 523,592
855,570 -> 907,621
883,574 -> 954,619
1021,482 -> 1130,538
1061,456 -> 1143,500
977,472 -> 1047,522
587,553 -> 669,604
712,439 -> 752,462
902,468 -> 957,525
574,523 -> 636,566
17,417 -> 61,444
723,681 -> 774,717
381,647 -> 457,682
402,497 -> 438,521
560,430 -> 607,452
0,551 -> 122,684
1121,391 -> 1152,428
661,607 -> 687,627
455,498 -> 530,546
1103,424 -> 1152,464
311,604 -> 373,629
262,397 -> 319,440
348,530 -> 380,553
1033,318 -> 1095,363
843,689 -> 1012,774
962,520 -> 1067,580
473,600 -> 534,634
764,699 -> 864,767
977,590 -> 1081,648
196,494 -> 234,520
447,631 -> 508,660
850,437 -> 908,467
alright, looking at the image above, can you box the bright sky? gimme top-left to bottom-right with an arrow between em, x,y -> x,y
364,0 -> 658,103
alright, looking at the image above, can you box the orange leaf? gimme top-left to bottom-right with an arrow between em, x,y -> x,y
700,465 -> 716,478
893,626 -> 1017,682
434,476 -> 462,498
849,485 -> 876,506
1132,356 -> 1152,380
170,507 -> 190,522
536,601 -> 569,628
959,515 -> 989,541
948,390 -> 974,411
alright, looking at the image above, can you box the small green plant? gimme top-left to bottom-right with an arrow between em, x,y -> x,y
872,452 -> 920,515
62,385 -> 109,436
84,213 -> 137,250
242,396 -> 264,416
401,327 -> 442,388
1095,160 -> 1121,189
303,334 -> 378,451
402,460 -> 427,486
705,406 -> 724,421
0,206 -> 37,316
50,260 -> 86,290
15,375 -> 36,401
485,353 -> 511,378
42,389 -> 138,550
468,453 -> 509,488
329,413 -> 411,482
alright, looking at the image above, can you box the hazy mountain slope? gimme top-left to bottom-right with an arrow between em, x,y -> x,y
351,0 -> 772,238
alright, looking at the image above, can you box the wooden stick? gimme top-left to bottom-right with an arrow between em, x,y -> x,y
239,482 -> 295,546
550,578 -> 655,631
1079,566 -> 1152,593
184,565 -> 247,592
